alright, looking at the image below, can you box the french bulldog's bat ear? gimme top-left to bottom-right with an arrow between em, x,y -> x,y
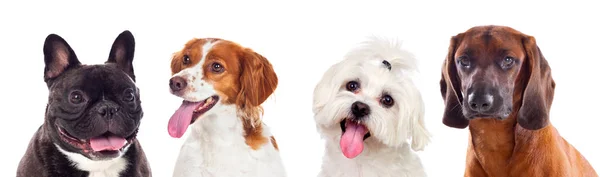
43,34 -> 81,82
107,30 -> 136,81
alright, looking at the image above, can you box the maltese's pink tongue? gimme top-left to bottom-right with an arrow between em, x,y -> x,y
168,101 -> 202,138
89,136 -> 127,152
340,120 -> 368,159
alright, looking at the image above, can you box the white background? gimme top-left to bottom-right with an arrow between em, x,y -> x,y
1,1 -> 598,176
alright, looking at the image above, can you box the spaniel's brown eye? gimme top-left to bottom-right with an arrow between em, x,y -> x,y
211,62 -> 224,73
183,55 -> 191,64
380,95 -> 394,107
346,81 -> 360,92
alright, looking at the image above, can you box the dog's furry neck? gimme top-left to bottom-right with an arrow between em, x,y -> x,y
467,115 -> 565,175
173,104 -> 285,177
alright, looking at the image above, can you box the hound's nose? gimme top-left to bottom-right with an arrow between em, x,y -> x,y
169,76 -> 187,92
468,93 -> 494,112
351,101 -> 370,118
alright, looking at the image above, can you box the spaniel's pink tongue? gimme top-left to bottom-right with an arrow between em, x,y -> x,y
89,136 -> 127,152
340,120 -> 368,159
168,101 -> 202,138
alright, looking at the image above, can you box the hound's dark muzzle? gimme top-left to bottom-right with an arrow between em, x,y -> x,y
464,82 -> 507,119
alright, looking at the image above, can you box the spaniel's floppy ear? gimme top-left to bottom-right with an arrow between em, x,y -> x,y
236,48 -> 278,110
517,36 -> 555,130
440,34 -> 469,129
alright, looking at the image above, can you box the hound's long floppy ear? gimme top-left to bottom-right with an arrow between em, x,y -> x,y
440,34 -> 469,129
517,36 -> 555,130
106,30 -> 136,81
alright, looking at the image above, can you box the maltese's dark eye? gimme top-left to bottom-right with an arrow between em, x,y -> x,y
380,95 -> 394,107
69,91 -> 85,104
345,81 -> 360,92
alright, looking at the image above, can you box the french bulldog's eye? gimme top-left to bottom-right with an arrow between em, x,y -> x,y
345,81 -> 360,92
69,91 -> 85,104
123,88 -> 135,102
380,95 -> 394,107
183,55 -> 191,65
210,62 -> 224,73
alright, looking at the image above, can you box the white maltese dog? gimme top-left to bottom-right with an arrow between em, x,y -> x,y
312,36 -> 431,177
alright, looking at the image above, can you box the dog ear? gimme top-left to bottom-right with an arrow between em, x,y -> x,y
440,34 -> 470,129
409,94 -> 431,151
517,36 -> 555,130
106,30 -> 136,81
236,48 -> 278,110
43,34 -> 81,83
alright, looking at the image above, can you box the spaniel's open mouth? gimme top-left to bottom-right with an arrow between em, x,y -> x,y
168,95 -> 220,138
191,95 -> 220,124
339,119 -> 371,159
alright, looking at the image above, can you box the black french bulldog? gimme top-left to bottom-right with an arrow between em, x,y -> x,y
16,31 -> 151,177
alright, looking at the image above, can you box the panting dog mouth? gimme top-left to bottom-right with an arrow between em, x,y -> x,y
57,125 -> 134,158
168,95 -> 220,138
339,119 -> 371,159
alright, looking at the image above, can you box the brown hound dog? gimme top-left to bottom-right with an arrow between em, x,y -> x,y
440,25 -> 598,177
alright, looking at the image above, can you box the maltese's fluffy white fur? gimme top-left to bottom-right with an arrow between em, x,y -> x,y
313,36 -> 431,177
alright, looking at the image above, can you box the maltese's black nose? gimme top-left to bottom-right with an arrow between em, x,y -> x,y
351,101 -> 370,118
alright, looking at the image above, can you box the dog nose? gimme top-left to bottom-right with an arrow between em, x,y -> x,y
351,101 -> 370,118
98,105 -> 119,118
468,93 -> 494,113
169,76 -> 187,92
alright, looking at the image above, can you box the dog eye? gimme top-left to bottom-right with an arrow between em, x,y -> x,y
345,81 -> 360,92
183,55 -> 191,65
210,62 -> 224,73
69,91 -> 85,104
123,88 -> 135,102
457,56 -> 471,67
502,56 -> 515,68
380,95 -> 394,107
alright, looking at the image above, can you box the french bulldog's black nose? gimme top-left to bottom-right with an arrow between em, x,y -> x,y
98,105 -> 119,118
169,76 -> 187,92
351,101 -> 370,118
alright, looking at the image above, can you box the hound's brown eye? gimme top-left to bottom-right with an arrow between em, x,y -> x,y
183,55 -> 191,64
502,56 -> 515,68
457,56 -> 471,67
211,62 -> 224,73
346,81 -> 360,92
380,95 -> 394,107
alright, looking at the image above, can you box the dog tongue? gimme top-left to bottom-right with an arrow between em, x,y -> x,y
89,136 -> 127,151
168,101 -> 202,138
340,120 -> 368,159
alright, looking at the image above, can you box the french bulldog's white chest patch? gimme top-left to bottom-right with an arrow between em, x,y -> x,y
56,144 -> 129,177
